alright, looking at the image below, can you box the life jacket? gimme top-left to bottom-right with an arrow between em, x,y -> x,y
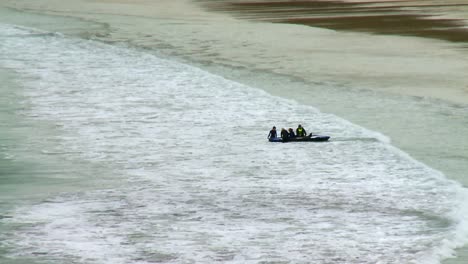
297,128 -> 305,136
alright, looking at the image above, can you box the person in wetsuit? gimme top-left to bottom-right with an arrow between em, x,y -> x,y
268,126 -> 277,139
296,124 -> 307,137
281,128 -> 289,142
288,128 -> 296,138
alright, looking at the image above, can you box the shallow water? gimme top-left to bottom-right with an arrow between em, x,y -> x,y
1,22 -> 468,264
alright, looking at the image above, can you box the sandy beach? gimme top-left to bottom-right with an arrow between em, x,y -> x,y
2,0 -> 468,105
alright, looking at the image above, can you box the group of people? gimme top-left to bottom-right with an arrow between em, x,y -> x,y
268,124 -> 310,140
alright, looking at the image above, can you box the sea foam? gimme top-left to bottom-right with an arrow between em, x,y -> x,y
1,24 -> 468,264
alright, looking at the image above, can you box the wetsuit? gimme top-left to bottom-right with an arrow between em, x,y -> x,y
281,129 -> 289,142
268,129 -> 277,139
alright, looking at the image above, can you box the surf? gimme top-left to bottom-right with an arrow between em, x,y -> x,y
1,23 -> 468,264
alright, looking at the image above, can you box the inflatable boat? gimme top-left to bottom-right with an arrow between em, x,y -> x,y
268,135 -> 330,143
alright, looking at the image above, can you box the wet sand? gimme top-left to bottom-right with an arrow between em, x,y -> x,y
201,0 -> 468,43
2,0 -> 468,105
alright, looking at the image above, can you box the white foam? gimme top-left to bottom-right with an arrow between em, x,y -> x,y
1,24 -> 468,264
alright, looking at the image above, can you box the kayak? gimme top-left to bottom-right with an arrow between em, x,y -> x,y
268,135 -> 330,143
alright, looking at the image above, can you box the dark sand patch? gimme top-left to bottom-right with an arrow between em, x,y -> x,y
199,0 -> 468,43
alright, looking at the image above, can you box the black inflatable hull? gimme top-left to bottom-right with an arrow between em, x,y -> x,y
269,135 -> 330,143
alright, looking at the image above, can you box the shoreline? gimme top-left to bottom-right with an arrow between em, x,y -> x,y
1,1 -> 468,263
2,0 -> 468,106
1,0 -> 467,183
1,1 -> 468,172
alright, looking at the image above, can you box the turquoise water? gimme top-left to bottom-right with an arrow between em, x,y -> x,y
0,60 -> 121,264
1,5 -> 468,264
0,69 -> 63,202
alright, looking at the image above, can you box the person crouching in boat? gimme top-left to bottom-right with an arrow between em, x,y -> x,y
281,128 -> 289,142
296,124 -> 307,137
268,126 -> 277,140
288,128 -> 296,138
